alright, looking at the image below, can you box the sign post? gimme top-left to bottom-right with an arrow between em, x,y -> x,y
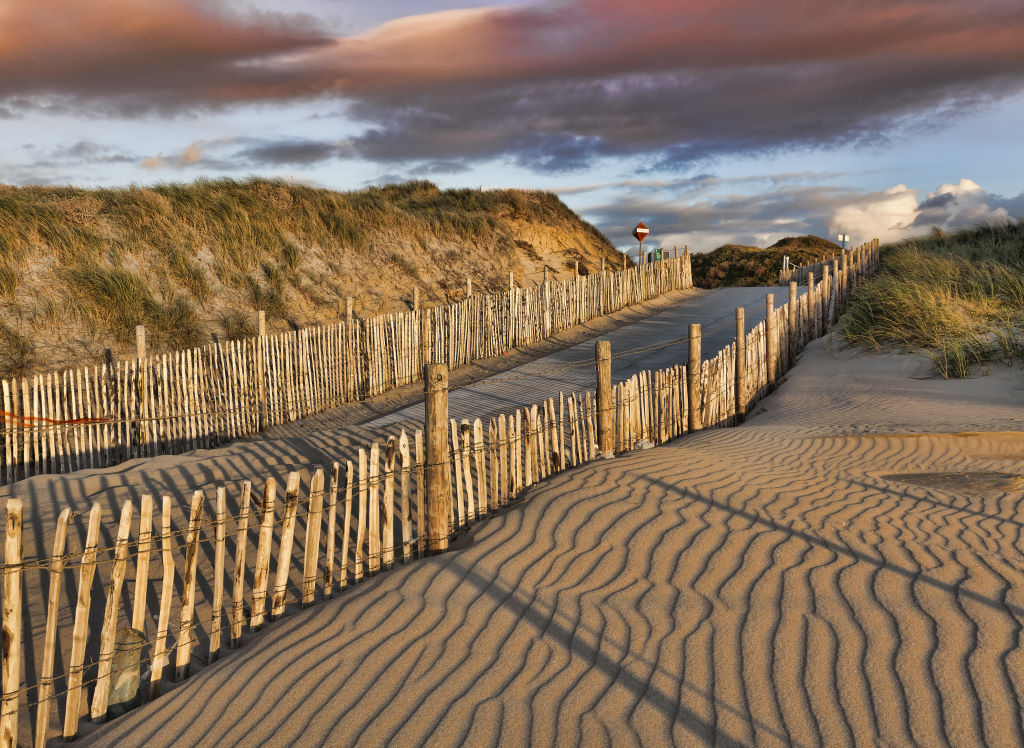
633,222 -> 650,263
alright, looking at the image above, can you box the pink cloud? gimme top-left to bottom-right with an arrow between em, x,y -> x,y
3,0 -> 1024,169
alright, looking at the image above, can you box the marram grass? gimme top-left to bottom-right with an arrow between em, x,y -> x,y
842,222 -> 1024,378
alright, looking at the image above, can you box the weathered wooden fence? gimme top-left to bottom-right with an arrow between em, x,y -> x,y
0,252 -> 692,486
779,239 -> 878,285
0,240 -> 877,746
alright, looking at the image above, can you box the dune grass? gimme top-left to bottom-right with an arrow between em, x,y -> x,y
0,178 -> 620,377
842,222 -> 1024,377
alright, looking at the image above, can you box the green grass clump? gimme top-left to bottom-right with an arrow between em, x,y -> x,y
842,222 -> 1024,377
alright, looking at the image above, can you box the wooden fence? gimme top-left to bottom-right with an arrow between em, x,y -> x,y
778,239 -> 878,285
0,252 -> 692,487
0,240 -> 877,746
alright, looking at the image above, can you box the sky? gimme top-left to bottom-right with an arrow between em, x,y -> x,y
2,0 -> 1024,254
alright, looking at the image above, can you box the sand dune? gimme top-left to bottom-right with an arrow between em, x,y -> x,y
79,337 -> 1024,746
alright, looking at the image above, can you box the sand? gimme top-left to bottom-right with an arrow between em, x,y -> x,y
73,335 -> 1024,747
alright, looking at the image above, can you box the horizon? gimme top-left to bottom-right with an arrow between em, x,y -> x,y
2,0 -> 1023,253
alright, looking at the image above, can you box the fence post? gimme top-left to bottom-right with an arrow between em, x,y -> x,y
807,272 -> 815,342
466,277 -> 472,298
687,323 -> 702,432
257,311 -> 267,430
735,307 -> 746,422
595,340 -> 613,457
574,260 -> 579,276
1,499 -> 22,746
765,294 -> 777,387
135,325 -> 146,359
413,286 -> 420,311
419,311 -> 431,371
424,363 -> 452,553
788,281 -> 798,359
346,297 -> 354,323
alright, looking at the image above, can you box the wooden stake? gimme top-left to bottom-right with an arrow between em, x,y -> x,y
595,340 -> 613,457
1,499 -> 22,745
398,432 -> 413,560
250,478 -> 276,630
735,307 -> 746,422
271,472 -> 301,619
765,294 -> 777,387
34,508 -> 70,748
687,323 -> 703,432
340,460 -> 354,587
91,500 -> 134,723
150,497 -> 174,699
175,490 -> 205,681
302,469 -> 324,604
131,494 -> 154,633
63,503 -> 101,740
788,281 -> 798,359
323,464 -> 340,596
231,481 -> 251,646
208,486 -> 227,662
424,363 -> 452,552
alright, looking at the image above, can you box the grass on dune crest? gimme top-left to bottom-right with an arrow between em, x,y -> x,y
842,222 -> 1024,378
0,178 -> 620,378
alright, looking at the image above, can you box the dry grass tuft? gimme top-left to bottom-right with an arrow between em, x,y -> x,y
842,222 -> 1024,377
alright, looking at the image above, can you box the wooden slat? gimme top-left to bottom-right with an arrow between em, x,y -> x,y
1,499 -> 23,745
302,468 -> 324,605
323,463 -> 340,596
62,502 -> 102,741
271,472 -> 301,619
150,496 -> 175,698
250,478 -> 277,630
231,481 -> 252,646
209,486 -> 227,663
34,508 -> 70,748
175,490 -> 206,681
90,500 -> 134,723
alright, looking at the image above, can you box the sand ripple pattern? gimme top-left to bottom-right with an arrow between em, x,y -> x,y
83,400 -> 1024,747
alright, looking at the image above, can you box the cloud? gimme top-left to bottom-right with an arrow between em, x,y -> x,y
231,137 -> 353,165
3,1 -> 1024,171
579,175 -> 1024,251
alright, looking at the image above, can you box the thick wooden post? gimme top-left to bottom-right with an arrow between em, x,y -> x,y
466,277 -> 472,298
687,323 -> 702,432
346,296 -> 354,322
574,260 -> 579,276
595,340 -> 613,457
1,499 -> 22,746
735,307 -> 746,422
788,281 -> 798,359
413,286 -> 420,311
765,294 -> 777,387
135,325 -> 146,359
424,364 -> 452,553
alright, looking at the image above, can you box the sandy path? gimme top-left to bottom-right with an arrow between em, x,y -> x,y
77,338 -> 1024,746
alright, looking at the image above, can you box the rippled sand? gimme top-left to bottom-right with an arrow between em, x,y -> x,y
83,339 -> 1024,746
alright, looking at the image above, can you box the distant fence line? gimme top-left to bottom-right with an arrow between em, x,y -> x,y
0,252 -> 693,486
778,240 -> 877,285
0,239 -> 878,745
